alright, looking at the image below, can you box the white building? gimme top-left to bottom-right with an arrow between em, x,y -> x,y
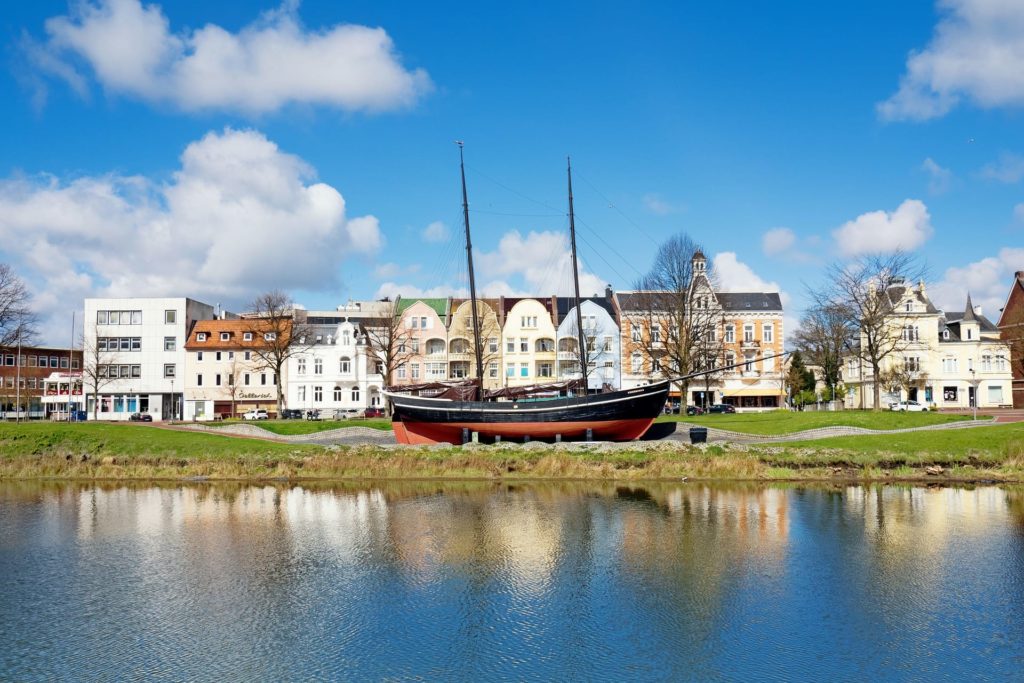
556,297 -> 621,391
284,306 -> 386,416
183,318 -> 276,420
83,297 -> 216,420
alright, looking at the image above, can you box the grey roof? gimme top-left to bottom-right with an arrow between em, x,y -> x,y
716,292 -> 783,312
885,285 -> 940,314
960,293 -> 978,322
614,291 -> 678,312
555,296 -> 616,323
943,311 -> 999,333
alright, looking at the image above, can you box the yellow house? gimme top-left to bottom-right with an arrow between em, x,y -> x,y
501,298 -> 558,387
448,298 -> 502,390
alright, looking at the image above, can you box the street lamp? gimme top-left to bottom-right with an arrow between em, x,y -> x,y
969,367 -> 978,421
170,377 -> 175,421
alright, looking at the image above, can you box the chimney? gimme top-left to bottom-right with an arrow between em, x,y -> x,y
917,279 -> 926,296
1017,271 -> 1024,280
605,284 -> 613,302
974,305 -> 983,316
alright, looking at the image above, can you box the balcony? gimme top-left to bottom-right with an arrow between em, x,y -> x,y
740,340 -> 760,350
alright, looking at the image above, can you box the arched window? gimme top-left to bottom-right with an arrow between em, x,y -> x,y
351,386 -> 360,402
340,356 -> 351,374
333,386 -> 342,401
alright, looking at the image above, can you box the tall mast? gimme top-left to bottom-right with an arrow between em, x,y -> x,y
458,142 -> 484,385
567,157 -> 589,391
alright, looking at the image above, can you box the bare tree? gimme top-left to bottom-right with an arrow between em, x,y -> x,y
244,290 -> 309,417
225,355 -> 244,418
363,300 -> 414,408
630,234 -> 721,404
814,252 -> 925,409
879,361 -> 928,400
0,264 -> 38,348
561,315 -> 601,385
81,324 -> 116,420
793,302 -> 855,401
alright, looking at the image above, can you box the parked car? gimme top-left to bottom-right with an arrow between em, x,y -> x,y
280,408 -> 303,419
685,405 -> 704,416
890,400 -> 927,412
707,403 -> 736,414
340,408 -> 365,419
129,412 -> 153,422
242,409 -> 269,420
305,409 -> 321,421
364,407 -> 385,418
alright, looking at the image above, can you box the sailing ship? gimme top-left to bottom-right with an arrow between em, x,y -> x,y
385,145 -> 672,445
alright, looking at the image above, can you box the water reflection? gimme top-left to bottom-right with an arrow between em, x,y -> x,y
2,482 -> 1023,681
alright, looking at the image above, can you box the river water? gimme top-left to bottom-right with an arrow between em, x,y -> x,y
2,481 -> 1023,681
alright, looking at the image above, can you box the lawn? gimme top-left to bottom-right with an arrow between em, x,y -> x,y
0,422 -> 312,460
764,422 -> 1024,459
657,409 -> 972,435
253,419 -> 394,435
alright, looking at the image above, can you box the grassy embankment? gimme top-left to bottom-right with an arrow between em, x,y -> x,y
206,418 -> 394,434
657,410 -> 971,433
1,414 -> 1022,482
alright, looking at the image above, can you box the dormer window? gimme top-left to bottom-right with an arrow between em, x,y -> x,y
943,329 -> 950,340
905,301 -> 912,312
264,332 -> 277,341
196,333 -> 207,342
243,332 -> 253,341
220,332 -> 230,342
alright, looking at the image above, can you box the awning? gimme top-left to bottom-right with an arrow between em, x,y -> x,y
722,388 -> 784,397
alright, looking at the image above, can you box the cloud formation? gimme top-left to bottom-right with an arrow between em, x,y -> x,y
921,157 -> 953,194
0,128 -> 381,343
28,0 -> 431,114
761,227 -> 796,257
422,221 -> 449,243
929,247 -> 1024,318
980,152 -> 1024,183
878,0 -> 1024,121
832,199 -> 933,257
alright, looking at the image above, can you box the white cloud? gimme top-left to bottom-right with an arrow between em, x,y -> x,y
761,227 -> 796,257
477,230 -> 606,297
29,0 -> 431,114
980,152 -> 1024,183
921,157 -> 953,194
422,220 -> 448,243
878,0 -> 1024,121
642,193 -> 683,216
832,199 -> 933,257
929,247 -> 1024,318
712,252 -> 780,293
0,128 -> 381,344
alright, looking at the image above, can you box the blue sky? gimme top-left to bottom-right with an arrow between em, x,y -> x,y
1,0 -> 1022,345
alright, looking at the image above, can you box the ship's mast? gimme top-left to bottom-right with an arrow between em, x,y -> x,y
567,157 -> 589,391
458,142 -> 484,386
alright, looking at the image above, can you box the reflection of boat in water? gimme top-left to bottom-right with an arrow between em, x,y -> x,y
386,145 -> 670,445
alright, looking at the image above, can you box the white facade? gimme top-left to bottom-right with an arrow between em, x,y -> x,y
285,318 -> 385,416
83,297 -> 215,420
556,299 -> 621,390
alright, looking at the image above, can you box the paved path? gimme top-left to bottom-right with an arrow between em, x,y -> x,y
170,416 -> 1004,447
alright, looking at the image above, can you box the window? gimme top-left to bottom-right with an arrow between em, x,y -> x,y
489,337 -> 498,353
725,351 -> 736,369
164,337 -> 176,351
652,325 -> 661,344
244,373 -> 250,386
314,386 -> 323,402
763,354 -> 775,372
996,355 -> 1008,372
763,324 -> 773,343
314,358 -> 323,375
334,386 -> 343,401
943,329 -> 950,340
905,301 -> 913,312
536,338 -> 554,352
982,355 -> 992,372
18,354 -> 25,366
50,356 -> 59,368
215,352 -> 222,361
943,386 -> 958,402
264,332 -> 277,341
520,363 -> 529,377
412,339 -> 420,353
520,337 -> 529,352
411,317 -> 419,329
603,336 -> 612,352
397,364 -> 407,379
297,386 -> 306,402
706,328 -> 716,343
197,351 -> 204,362
243,332 -> 253,341
725,324 -> 735,343
197,374 -> 203,387
506,362 -> 515,377
631,353 -> 642,374
988,385 -> 1004,404
220,332 -> 230,341
743,324 -> 754,342
538,362 -> 553,378
420,317 -> 428,329
97,310 -> 108,324
165,310 -> 176,324
966,328 -> 974,340
942,357 -> 958,373
297,358 -> 306,375
489,362 -> 498,378
228,374 -> 233,386
4,354 -> 13,366
411,363 -> 420,380
244,351 -> 251,361
521,315 -> 538,328
71,360 -> 79,369
905,356 -> 920,372
744,354 -> 755,373
351,386 -> 360,402
340,357 -> 351,374
215,374 -> 222,386
506,338 -> 515,353
197,333 -> 207,342
28,356 -> 37,367
631,325 -> 641,342
261,373 -> 267,385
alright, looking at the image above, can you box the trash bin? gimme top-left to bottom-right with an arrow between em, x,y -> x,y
689,427 -> 708,444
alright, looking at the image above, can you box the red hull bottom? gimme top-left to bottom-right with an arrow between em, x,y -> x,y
392,417 -> 656,445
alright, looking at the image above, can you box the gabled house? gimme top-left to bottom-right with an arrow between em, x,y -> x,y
997,271 -> 1024,408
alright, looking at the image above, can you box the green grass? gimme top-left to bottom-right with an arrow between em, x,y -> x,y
657,409 -> 971,435
764,422 -> 1024,458
206,418 -> 393,434
0,422 -> 312,460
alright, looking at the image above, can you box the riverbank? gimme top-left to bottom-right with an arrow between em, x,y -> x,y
2,422 -> 1023,483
